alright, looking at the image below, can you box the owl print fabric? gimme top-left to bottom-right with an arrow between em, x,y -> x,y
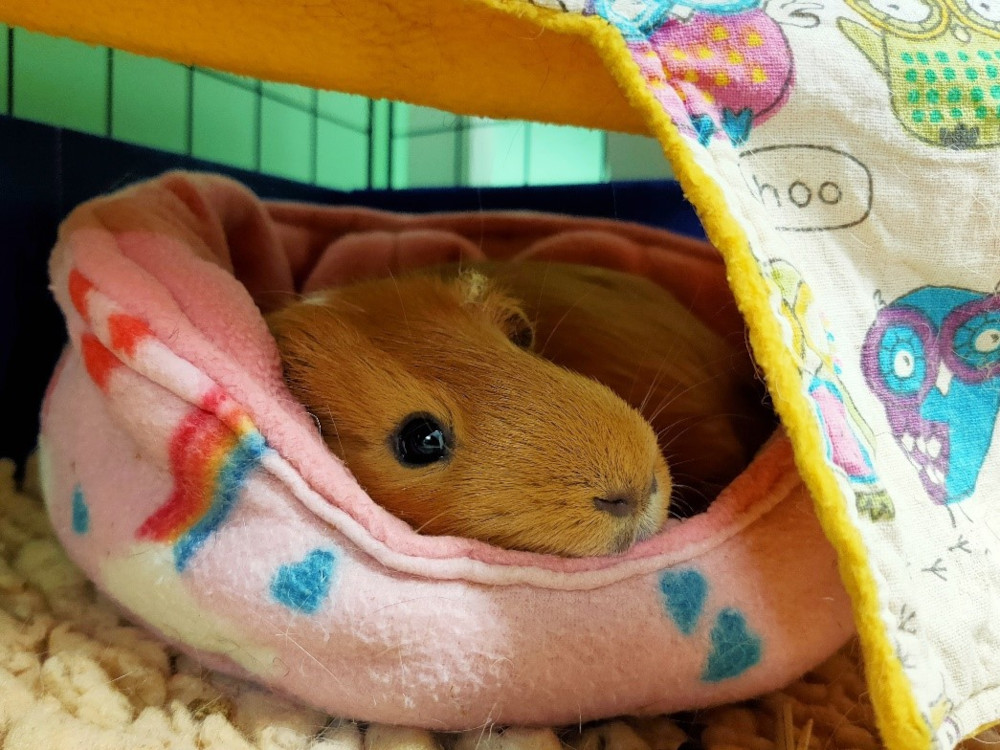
526,0 -> 1000,748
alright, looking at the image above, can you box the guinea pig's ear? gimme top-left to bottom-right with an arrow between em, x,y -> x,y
497,305 -> 535,350
456,270 -> 534,349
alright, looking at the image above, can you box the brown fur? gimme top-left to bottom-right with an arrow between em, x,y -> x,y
474,262 -> 769,512
266,262 -> 766,556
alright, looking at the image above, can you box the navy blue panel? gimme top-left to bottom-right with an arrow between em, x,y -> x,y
0,118 -> 64,468
336,181 -> 707,239
0,115 -> 703,467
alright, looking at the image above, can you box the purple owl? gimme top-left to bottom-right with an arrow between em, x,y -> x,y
862,286 -> 1000,504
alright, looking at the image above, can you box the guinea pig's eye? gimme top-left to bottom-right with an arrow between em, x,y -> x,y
501,308 -> 535,350
393,414 -> 452,467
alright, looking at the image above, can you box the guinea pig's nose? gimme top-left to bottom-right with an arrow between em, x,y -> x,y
593,492 -> 641,518
593,475 -> 659,518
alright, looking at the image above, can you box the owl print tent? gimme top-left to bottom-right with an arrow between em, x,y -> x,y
4,0 -> 1000,749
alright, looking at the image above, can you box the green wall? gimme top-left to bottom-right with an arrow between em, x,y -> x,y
3,26 -> 630,189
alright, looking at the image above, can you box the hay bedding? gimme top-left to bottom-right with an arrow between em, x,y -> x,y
0,454 -> 977,750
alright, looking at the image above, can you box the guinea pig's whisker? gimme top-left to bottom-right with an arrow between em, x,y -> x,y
642,382 -> 689,424
650,403 -> 745,447
643,367 -> 740,425
667,503 -> 704,522
532,262 -> 556,319
412,507 -> 462,534
386,269 -> 413,339
667,482 -> 711,508
654,411 -> 718,438
653,420 -> 712,452
658,454 -> 710,473
636,359 -> 685,415
657,435 -> 728,470
537,290 -> 596,357
655,409 -> 756,447
322,405 -> 348,459
642,369 -> 722,415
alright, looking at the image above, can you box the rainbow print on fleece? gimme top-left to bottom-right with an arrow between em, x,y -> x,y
67,267 -> 268,571
137,390 -> 268,572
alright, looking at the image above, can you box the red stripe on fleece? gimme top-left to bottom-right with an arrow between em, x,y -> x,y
68,269 -> 95,322
198,386 -> 252,435
80,334 -> 120,391
108,313 -> 153,358
137,409 -> 229,541
200,387 -> 225,412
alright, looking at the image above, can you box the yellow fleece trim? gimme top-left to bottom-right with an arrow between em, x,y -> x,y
479,3 -> 931,749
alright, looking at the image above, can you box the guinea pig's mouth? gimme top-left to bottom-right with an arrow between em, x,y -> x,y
609,488 -> 669,555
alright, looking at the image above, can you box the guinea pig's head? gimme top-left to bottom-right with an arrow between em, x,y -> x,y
266,271 -> 671,557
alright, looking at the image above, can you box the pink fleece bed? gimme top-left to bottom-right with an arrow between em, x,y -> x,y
37,172 -> 854,729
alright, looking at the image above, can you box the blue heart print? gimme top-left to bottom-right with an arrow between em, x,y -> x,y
690,114 -> 717,147
270,548 -> 338,615
721,108 -> 754,146
702,608 -> 763,682
660,569 -> 708,635
72,485 -> 90,534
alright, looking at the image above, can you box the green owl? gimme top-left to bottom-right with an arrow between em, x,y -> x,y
838,0 -> 1000,148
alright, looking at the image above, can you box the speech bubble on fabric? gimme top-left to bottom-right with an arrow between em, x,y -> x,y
738,145 -> 873,232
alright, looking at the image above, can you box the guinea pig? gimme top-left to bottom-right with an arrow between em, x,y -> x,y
472,262 -> 768,514
266,262 -> 765,556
